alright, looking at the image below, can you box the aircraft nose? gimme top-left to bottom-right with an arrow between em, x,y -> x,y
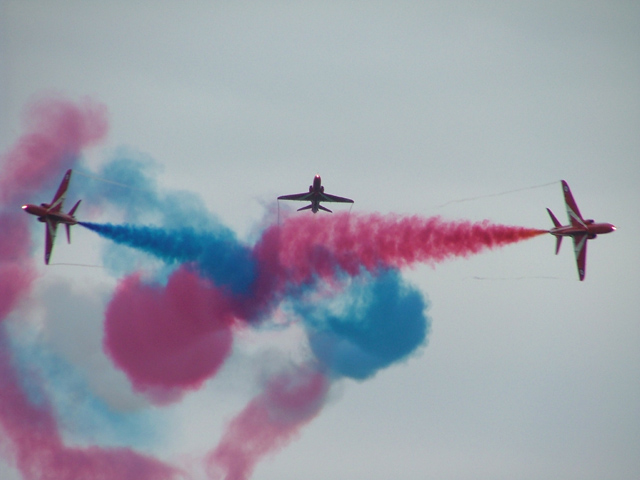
611,224 -> 616,231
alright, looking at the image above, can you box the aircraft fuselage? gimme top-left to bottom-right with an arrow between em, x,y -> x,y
549,221 -> 616,239
307,175 -> 325,213
22,204 -> 78,225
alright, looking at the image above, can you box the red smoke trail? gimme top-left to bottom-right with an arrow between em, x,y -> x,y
273,213 -> 544,274
0,214 -> 36,319
206,367 -> 329,480
0,97 -> 181,480
0,96 -> 108,205
251,213 -> 546,304
0,95 -> 102,316
0,336 -> 180,480
0,95 -> 108,322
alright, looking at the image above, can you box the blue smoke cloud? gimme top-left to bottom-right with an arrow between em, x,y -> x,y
296,270 -> 430,380
77,150 -> 218,229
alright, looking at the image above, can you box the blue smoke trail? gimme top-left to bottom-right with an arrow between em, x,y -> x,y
79,222 -> 256,295
75,151 -> 238,278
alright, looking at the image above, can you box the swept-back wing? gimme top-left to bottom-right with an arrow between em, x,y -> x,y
49,169 -> 73,212
320,192 -> 354,204
278,192 -> 313,201
44,219 -> 59,265
572,233 -> 588,281
561,180 -> 585,228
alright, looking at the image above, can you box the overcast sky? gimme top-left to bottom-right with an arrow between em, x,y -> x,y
1,2 -> 639,480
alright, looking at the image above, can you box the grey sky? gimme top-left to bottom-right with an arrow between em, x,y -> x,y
1,2 -> 639,479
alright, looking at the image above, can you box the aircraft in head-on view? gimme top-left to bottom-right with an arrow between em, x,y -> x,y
278,174 -> 354,213
547,180 -> 615,281
22,169 -> 81,264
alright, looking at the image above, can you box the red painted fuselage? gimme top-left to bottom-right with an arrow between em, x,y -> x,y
22,203 -> 79,226
548,219 -> 616,239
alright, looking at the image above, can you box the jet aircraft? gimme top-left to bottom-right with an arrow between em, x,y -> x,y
278,175 -> 354,213
547,180 -> 615,281
22,169 -> 81,264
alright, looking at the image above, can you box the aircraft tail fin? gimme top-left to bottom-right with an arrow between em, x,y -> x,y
546,208 -> 561,228
68,199 -> 81,217
297,204 -> 313,212
318,204 -> 333,213
547,208 -> 562,254
554,236 -> 562,255
65,200 -> 81,244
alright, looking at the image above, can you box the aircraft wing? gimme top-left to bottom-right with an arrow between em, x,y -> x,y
49,169 -> 73,212
561,180 -> 585,228
278,192 -> 313,201
320,192 -> 354,203
572,233 -> 588,281
44,218 -> 59,265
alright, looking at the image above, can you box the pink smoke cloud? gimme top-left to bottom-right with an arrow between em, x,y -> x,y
103,267 -> 236,403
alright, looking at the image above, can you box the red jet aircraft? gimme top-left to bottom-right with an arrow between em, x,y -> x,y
22,169 -> 81,264
547,180 -> 615,281
278,174 -> 354,213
